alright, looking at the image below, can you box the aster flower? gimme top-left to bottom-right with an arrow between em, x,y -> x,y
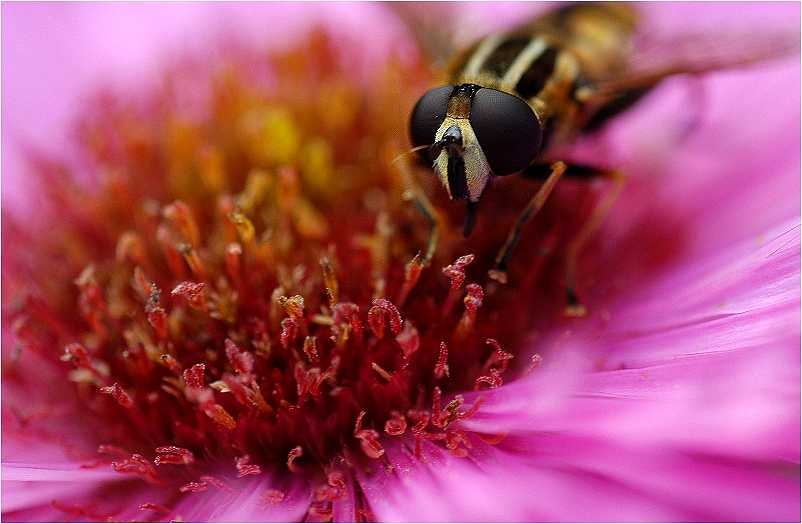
2,3 -> 800,522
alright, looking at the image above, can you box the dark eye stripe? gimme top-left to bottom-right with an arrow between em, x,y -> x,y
515,46 -> 559,99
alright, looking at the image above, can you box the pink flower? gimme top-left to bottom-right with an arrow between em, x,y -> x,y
3,3 -> 799,522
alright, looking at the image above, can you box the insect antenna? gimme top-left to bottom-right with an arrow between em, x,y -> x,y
390,145 -> 431,167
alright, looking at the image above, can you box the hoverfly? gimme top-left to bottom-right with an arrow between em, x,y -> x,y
402,2 -> 796,315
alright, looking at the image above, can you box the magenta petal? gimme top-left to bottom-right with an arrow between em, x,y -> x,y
169,475 -> 309,522
2,462 -> 174,522
442,219 -> 801,521
592,218 -> 800,368
2,462 -> 122,516
358,440 -> 683,521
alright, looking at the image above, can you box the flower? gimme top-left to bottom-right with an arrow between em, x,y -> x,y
3,3 -> 799,522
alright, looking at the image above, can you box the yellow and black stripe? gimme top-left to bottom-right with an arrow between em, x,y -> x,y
447,3 -> 638,147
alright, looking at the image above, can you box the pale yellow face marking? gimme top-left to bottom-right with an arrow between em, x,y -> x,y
432,117 -> 491,203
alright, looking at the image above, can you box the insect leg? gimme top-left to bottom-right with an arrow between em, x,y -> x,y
404,186 -> 440,265
488,161 -> 567,284
564,168 -> 625,317
393,146 -> 441,265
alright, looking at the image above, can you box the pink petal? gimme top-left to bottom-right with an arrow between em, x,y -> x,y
440,219 -> 800,521
169,474 -> 309,522
2,462 -> 122,515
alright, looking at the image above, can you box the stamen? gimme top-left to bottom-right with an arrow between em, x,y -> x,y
203,403 -> 237,430
287,445 -> 304,473
303,336 -> 320,365
367,298 -> 402,338
154,446 -> 195,466
526,354 -> 544,374
228,211 -> 256,244
235,455 -> 262,477
320,256 -> 339,306
434,342 -> 450,379
139,502 -> 172,516
280,317 -> 300,350
179,480 -> 209,493
261,489 -> 286,506
397,253 -> 425,307
112,454 -> 158,483
99,383 -> 134,409
144,284 -> 167,340
395,321 -> 420,360
8,33 -> 568,498
163,201 -> 201,247
171,281 -> 208,312
224,338 -> 254,375
457,283 -> 484,335
384,411 -> 407,436
371,362 -> 393,382
278,295 -> 306,319
224,243 -> 243,287
182,363 -> 206,389
160,354 -> 181,374
442,254 -> 475,316
179,244 -> 207,281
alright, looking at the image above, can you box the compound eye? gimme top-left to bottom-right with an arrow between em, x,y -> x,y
470,88 -> 542,176
409,86 -> 453,155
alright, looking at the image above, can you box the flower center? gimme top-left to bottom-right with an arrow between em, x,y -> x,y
5,31 -> 587,518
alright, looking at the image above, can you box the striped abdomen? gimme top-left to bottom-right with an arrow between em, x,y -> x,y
448,4 -> 638,147
450,34 -> 581,149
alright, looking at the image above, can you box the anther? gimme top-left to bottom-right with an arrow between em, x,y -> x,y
99,383 -> 134,409
235,455 -> 262,477
434,342 -> 450,379
367,298 -> 402,338
287,446 -> 304,473
154,446 -> 194,466
171,281 -> 208,312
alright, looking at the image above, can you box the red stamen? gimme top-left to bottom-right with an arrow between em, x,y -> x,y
203,402 -> 237,430
262,489 -> 286,506
395,321 -> 420,360
224,338 -> 254,375
224,243 -> 243,287
320,256 -> 339,306
434,342 -> 449,379
280,317 -> 299,350
160,354 -> 182,374
154,446 -> 195,466
278,295 -> 305,319
332,302 -> 363,342
397,253 -> 424,306
171,281 -> 208,312
99,383 -> 134,409
182,363 -> 206,389
179,480 -> 208,493
163,201 -> 201,247
526,354 -> 544,374
235,455 -> 262,477
139,502 -> 172,516
303,336 -> 320,365
112,454 -> 158,482
442,254 -> 475,316
287,445 -> 304,473
367,298 -> 402,338
384,411 -> 407,436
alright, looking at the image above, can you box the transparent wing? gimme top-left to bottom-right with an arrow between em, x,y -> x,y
578,20 -> 799,131
591,22 -> 799,97
385,3 -> 465,70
